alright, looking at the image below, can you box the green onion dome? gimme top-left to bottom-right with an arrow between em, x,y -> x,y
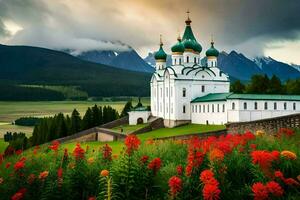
205,41 -> 219,57
183,39 -> 195,51
193,41 -> 202,53
154,43 -> 167,60
171,37 -> 185,53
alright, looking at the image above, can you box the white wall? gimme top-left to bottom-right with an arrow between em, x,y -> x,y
191,101 -> 227,124
128,111 -> 150,125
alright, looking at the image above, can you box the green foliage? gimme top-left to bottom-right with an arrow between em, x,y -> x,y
120,101 -> 133,117
4,132 -> 28,150
14,117 -> 41,126
230,80 -> 245,93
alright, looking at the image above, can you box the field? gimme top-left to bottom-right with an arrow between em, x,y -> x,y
0,98 -> 149,138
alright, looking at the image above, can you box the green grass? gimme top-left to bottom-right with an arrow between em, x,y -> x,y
137,124 -> 225,140
112,124 -> 148,134
0,139 -> 8,153
0,124 -> 33,138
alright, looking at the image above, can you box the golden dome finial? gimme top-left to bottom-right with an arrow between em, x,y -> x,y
211,34 -> 214,46
185,9 -> 192,25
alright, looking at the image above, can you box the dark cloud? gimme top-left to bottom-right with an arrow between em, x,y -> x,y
0,0 -> 299,58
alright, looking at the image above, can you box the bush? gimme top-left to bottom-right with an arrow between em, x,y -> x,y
14,117 -> 41,126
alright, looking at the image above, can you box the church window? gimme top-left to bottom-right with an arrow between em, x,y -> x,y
212,104 -> 214,112
284,102 -> 287,110
293,102 -> 296,110
187,56 -> 189,63
195,105 -> 198,112
199,105 -> 201,112
194,57 -> 197,63
232,102 -> 235,110
201,85 -> 205,92
174,58 -> 176,65
217,104 -> 220,112
254,102 -> 258,110
183,105 -> 186,113
264,102 -> 268,110
203,105 -> 205,113
222,104 -> 225,112
219,71 -> 222,77
183,88 -> 186,97
244,102 -> 247,110
207,104 -> 210,112
179,58 -> 182,65
274,102 -> 277,110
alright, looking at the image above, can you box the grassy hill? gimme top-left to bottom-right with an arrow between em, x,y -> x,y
0,44 -> 151,99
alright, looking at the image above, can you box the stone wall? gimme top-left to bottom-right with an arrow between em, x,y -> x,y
131,118 -> 164,134
226,113 -> 300,134
100,116 -> 129,129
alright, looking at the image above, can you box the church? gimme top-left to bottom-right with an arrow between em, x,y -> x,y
130,13 -> 300,127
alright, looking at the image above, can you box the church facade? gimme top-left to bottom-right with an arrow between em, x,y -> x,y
149,14 -> 300,127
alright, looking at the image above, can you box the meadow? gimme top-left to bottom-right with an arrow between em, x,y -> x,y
0,98 -> 149,138
0,128 -> 299,199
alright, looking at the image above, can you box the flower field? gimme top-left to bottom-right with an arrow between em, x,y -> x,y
0,128 -> 300,200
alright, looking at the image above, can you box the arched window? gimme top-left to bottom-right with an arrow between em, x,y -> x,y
217,104 -> 220,112
187,56 -> 189,63
199,105 -> 201,112
201,85 -> 205,92
264,102 -> 268,110
183,105 -> 186,113
195,105 -> 198,112
232,102 -> 235,110
174,58 -> 176,65
212,104 -> 214,112
179,58 -> 181,65
182,88 -> 186,97
222,104 -> 225,112
274,102 -> 277,110
284,102 -> 287,110
194,57 -> 197,63
203,105 -> 205,113
207,104 -> 210,112
254,102 -> 258,110
293,102 -> 296,110
244,102 -> 247,110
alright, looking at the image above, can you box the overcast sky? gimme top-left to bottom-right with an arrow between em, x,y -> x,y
0,0 -> 299,64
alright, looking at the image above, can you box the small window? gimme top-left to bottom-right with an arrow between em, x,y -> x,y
199,105 -> 201,113
274,102 -> 277,110
264,102 -> 268,110
222,104 -> 225,112
183,88 -> 186,97
194,57 -> 197,63
195,105 -> 198,113
217,104 -> 220,112
183,105 -> 186,113
201,85 -> 205,92
203,105 -> 205,113
207,104 -> 210,112
254,102 -> 258,110
179,58 -> 181,65
212,104 -> 215,112
187,56 -> 189,63
232,102 -> 235,110
244,102 -> 247,110
174,58 -> 176,65
284,102 -> 287,110
293,102 -> 296,110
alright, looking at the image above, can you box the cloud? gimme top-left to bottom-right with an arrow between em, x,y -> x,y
0,0 -> 299,62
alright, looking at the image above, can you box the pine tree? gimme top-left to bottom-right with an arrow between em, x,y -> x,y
121,101 -> 133,117
92,105 -> 101,126
230,80 -> 245,93
70,109 -> 81,133
268,75 -> 283,94
81,107 -> 93,130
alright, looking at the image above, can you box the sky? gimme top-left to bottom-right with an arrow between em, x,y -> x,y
0,0 -> 299,64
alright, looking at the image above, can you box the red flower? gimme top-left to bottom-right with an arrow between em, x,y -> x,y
5,162 -> 11,169
200,169 -> 215,184
250,144 -> 257,150
252,182 -> 269,200
73,143 -> 85,160
11,188 -> 26,200
266,181 -> 283,197
140,155 -> 149,164
102,144 -> 112,161
284,178 -> 300,186
176,165 -> 183,175
168,176 -> 182,198
124,134 -> 141,155
277,128 -> 294,137
251,150 -> 279,175
274,171 -> 284,180
202,184 -> 221,200
148,158 -> 161,174
88,197 -> 96,200
15,150 -> 23,155
49,140 -> 60,152
209,148 -> 225,162
57,167 -> 63,178
14,161 -> 25,171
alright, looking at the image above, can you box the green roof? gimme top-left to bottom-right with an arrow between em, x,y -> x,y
206,42 -> 219,57
191,93 -> 300,103
131,106 -> 149,112
171,39 -> 185,53
154,45 -> 167,60
182,22 -> 202,53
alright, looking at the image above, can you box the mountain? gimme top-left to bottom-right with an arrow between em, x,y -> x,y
144,52 -> 172,67
75,49 -> 155,73
0,44 -> 151,98
144,51 -> 300,81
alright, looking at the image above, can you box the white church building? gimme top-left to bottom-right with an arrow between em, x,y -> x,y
130,13 -> 300,127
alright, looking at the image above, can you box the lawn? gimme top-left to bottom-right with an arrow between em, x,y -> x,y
0,139 -> 8,153
112,124 -> 149,134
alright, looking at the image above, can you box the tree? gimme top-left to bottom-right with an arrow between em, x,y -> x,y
81,107 -> 93,130
230,80 -> 245,93
92,105 -> 101,126
245,74 -> 269,94
286,79 -> 300,95
121,101 -> 133,117
70,109 -> 81,134
268,75 -> 283,94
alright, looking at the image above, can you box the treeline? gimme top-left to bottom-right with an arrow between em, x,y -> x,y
14,117 -> 41,126
231,74 -> 300,94
31,105 -> 119,146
